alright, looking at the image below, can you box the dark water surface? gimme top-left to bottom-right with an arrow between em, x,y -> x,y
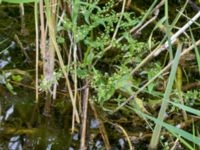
0,89 -> 76,150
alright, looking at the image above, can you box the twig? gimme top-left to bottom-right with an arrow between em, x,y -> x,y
107,121 -> 134,150
14,34 -> 31,63
111,0 -> 126,41
93,0 -> 164,66
39,0 -> 46,59
80,85 -> 89,150
49,7 -> 80,125
134,0 -> 164,36
126,0 -> 131,9
131,11 -> 200,75
188,0 -> 200,12
134,9 -> 159,36
153,11 -> 200,56
182,82 -> 200,91
19,3 -> 29,36
176,9 -> 200,27
129,0 -> 164,34
137,38 -> 200,95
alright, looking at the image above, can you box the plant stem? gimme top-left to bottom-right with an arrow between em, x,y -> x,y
34,1 -> 39,103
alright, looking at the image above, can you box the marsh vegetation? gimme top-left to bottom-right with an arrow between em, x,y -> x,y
0,0 -> 200,149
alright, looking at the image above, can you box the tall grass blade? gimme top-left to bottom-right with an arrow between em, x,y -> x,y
149,43 -> 182,149
137,110 -> 200,146
189,28 -> 200,74
169,101 -> 200,116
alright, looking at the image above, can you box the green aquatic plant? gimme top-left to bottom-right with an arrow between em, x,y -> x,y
1,0 -> 200,149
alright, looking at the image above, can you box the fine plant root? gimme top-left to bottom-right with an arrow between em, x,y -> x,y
107,121 -> 135,150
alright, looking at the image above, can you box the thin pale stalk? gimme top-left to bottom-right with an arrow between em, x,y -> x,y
73,42 -> 78,132
129,0 -> 159,33
80,86 -> 89,150
154,11 -> 200,56
93,0 -> 161,66
131,0 -> 189,75
39,0 -> 46,74
34,2 -> 39,103
111,0 -> 126,41
48,24 -> 80,123
165,0 -> 173,60
135,8 -> 160,35
107,121 -> 134,150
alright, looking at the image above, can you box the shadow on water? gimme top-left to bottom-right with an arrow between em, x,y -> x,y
0,89 -> 75,150
0,89 -> 125,150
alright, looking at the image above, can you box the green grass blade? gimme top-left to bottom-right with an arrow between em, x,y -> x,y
172,132 -> 194,150
149,43 -> 182,149
169,101 -> 200,116
2,0 -> 38,3
189,28 -> 200,74
138,111 -> 200,146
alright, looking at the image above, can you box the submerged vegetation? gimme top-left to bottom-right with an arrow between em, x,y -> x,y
0,0 -> 200,149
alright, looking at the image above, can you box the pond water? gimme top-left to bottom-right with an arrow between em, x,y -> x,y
0,89 -> 75,150
0,89 -> 130,150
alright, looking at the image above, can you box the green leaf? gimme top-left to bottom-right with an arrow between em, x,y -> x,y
149,44 -> 182,147
115,74 -> 133,94
77,68 -> 88,79
83,48 -> 94,65
6,82 -> 16,95
189,28 -> 200,74
11,75 -> 22,82
134,97 -> 150,114
2,0 -> 38,3
57,36 -> 65,44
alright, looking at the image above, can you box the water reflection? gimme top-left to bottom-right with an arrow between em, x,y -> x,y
0,92 -> 73,150
4,105 -> 14,120
8,136 -> 22,150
